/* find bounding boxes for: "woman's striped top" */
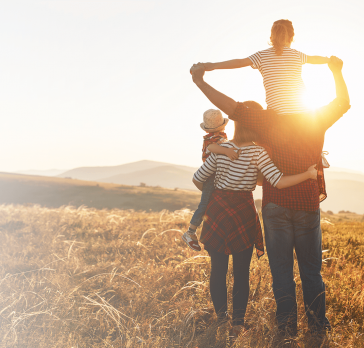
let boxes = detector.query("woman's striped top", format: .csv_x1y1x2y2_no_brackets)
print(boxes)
249,47,308,115
193,142,283,191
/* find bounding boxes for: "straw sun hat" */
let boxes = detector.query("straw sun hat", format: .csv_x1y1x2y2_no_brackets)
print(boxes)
200,109,229,132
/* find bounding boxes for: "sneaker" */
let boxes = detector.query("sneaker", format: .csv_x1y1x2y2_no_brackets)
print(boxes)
181,232,201,251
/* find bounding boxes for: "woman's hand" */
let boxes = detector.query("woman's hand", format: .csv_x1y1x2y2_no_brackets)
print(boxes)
307,164,318,180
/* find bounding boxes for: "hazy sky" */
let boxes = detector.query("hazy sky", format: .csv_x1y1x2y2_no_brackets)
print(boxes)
1,0,363,172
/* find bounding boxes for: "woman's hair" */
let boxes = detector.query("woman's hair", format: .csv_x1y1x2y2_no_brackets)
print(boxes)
269,19,294,56
233,101,262,143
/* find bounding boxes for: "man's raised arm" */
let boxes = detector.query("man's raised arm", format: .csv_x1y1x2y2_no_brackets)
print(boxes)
329,56,350,103
190,65,237,117
315,56,351,131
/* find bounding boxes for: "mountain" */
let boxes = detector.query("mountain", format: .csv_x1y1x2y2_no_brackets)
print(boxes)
100,165,197,190
321,180,364,214
7,160,364,214
15,169,67,177
58,160,197,182
0,172,200,212
324,170,364,183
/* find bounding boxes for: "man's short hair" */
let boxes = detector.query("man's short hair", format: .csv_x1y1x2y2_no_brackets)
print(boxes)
242,101,263,110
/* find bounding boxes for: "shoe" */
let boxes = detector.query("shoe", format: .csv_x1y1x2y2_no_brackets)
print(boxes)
181,232,201,251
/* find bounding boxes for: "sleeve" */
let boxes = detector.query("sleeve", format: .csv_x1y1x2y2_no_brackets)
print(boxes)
256,148,283,187
193,154,217,183
297,50,307,64
248,51,261,70
314,98,351,131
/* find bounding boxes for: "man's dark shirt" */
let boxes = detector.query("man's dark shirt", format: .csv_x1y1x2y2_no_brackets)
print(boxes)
230,98,350,211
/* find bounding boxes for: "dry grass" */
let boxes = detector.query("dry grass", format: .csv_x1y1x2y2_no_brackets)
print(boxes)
0,204,363,347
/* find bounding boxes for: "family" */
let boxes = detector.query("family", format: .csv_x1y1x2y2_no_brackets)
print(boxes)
181,20,350,345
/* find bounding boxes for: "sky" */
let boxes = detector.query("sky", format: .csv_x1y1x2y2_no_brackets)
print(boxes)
0,0,363,173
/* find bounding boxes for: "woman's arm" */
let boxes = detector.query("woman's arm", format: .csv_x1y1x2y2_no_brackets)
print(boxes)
275,165,317,189
208,143,239,160
193,154,217,191
201,58,253,71
257,149,317,189
307,56,330,64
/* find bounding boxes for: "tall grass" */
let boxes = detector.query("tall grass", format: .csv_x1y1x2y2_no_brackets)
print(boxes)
0,204,363,347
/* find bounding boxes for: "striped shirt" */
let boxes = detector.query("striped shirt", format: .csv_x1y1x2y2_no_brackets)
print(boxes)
193,142,283,191
249,47,308,115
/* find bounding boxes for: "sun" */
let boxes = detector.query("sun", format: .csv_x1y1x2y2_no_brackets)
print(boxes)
301,66,336,110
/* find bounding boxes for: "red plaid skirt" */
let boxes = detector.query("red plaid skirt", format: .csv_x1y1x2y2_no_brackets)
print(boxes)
200,189,264,258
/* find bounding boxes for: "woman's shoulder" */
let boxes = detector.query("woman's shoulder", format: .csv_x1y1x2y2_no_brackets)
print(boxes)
252,144,268,154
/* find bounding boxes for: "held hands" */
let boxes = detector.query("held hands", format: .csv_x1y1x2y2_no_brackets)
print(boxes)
328,56,343,73
190,63,205,84
307,164,318,180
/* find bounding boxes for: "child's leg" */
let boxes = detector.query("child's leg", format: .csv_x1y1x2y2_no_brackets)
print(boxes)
189,174,215,230
182,174,215,251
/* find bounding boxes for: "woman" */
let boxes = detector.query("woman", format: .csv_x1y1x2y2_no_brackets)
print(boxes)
192,115,317,338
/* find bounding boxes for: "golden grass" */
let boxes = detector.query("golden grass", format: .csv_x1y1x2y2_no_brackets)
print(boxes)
0,204,363,347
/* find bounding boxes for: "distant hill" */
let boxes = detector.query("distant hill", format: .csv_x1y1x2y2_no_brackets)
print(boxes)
100,165,197,190
15,169,66,177
0,172,200,212
324,170,364,183
58,160,197,182
321,179,364,214
4,160,364,214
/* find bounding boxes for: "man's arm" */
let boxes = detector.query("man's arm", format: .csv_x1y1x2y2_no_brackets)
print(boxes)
190,65,273,134
191,66,237,116
201,58,253,71
330,56,350,103
315,56,350,130
307,56,330,64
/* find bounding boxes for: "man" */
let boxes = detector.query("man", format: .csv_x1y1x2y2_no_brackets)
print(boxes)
190,58,350,340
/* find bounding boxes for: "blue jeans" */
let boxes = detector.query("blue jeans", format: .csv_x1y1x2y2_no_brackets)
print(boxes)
190,174,215,227
262,203,330,335
208,246,253,326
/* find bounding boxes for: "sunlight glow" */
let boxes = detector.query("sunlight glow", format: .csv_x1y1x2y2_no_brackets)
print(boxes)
301,66,336,110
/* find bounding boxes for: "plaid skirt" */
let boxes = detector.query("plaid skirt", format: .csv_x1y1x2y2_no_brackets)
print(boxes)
200,189,264,258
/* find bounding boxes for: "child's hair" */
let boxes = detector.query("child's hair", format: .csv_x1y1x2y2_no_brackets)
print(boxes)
269,19,294,56
233,101,263,143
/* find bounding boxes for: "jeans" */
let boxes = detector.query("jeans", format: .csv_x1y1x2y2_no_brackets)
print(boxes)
208,246,253,326
190,174,215,227
262,203,330,335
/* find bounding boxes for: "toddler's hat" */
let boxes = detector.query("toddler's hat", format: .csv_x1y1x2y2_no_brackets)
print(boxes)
200,109,229,132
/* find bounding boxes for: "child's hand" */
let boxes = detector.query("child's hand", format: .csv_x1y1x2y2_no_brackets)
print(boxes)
225,148,240,161
200,62,214,71
328,56,343,73
307,164,318,180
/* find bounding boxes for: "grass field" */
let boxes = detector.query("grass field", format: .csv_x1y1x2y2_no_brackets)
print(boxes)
0,204,363,347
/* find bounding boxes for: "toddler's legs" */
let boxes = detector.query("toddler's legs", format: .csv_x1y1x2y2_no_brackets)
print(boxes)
189,174,215,230
182,174,215,251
